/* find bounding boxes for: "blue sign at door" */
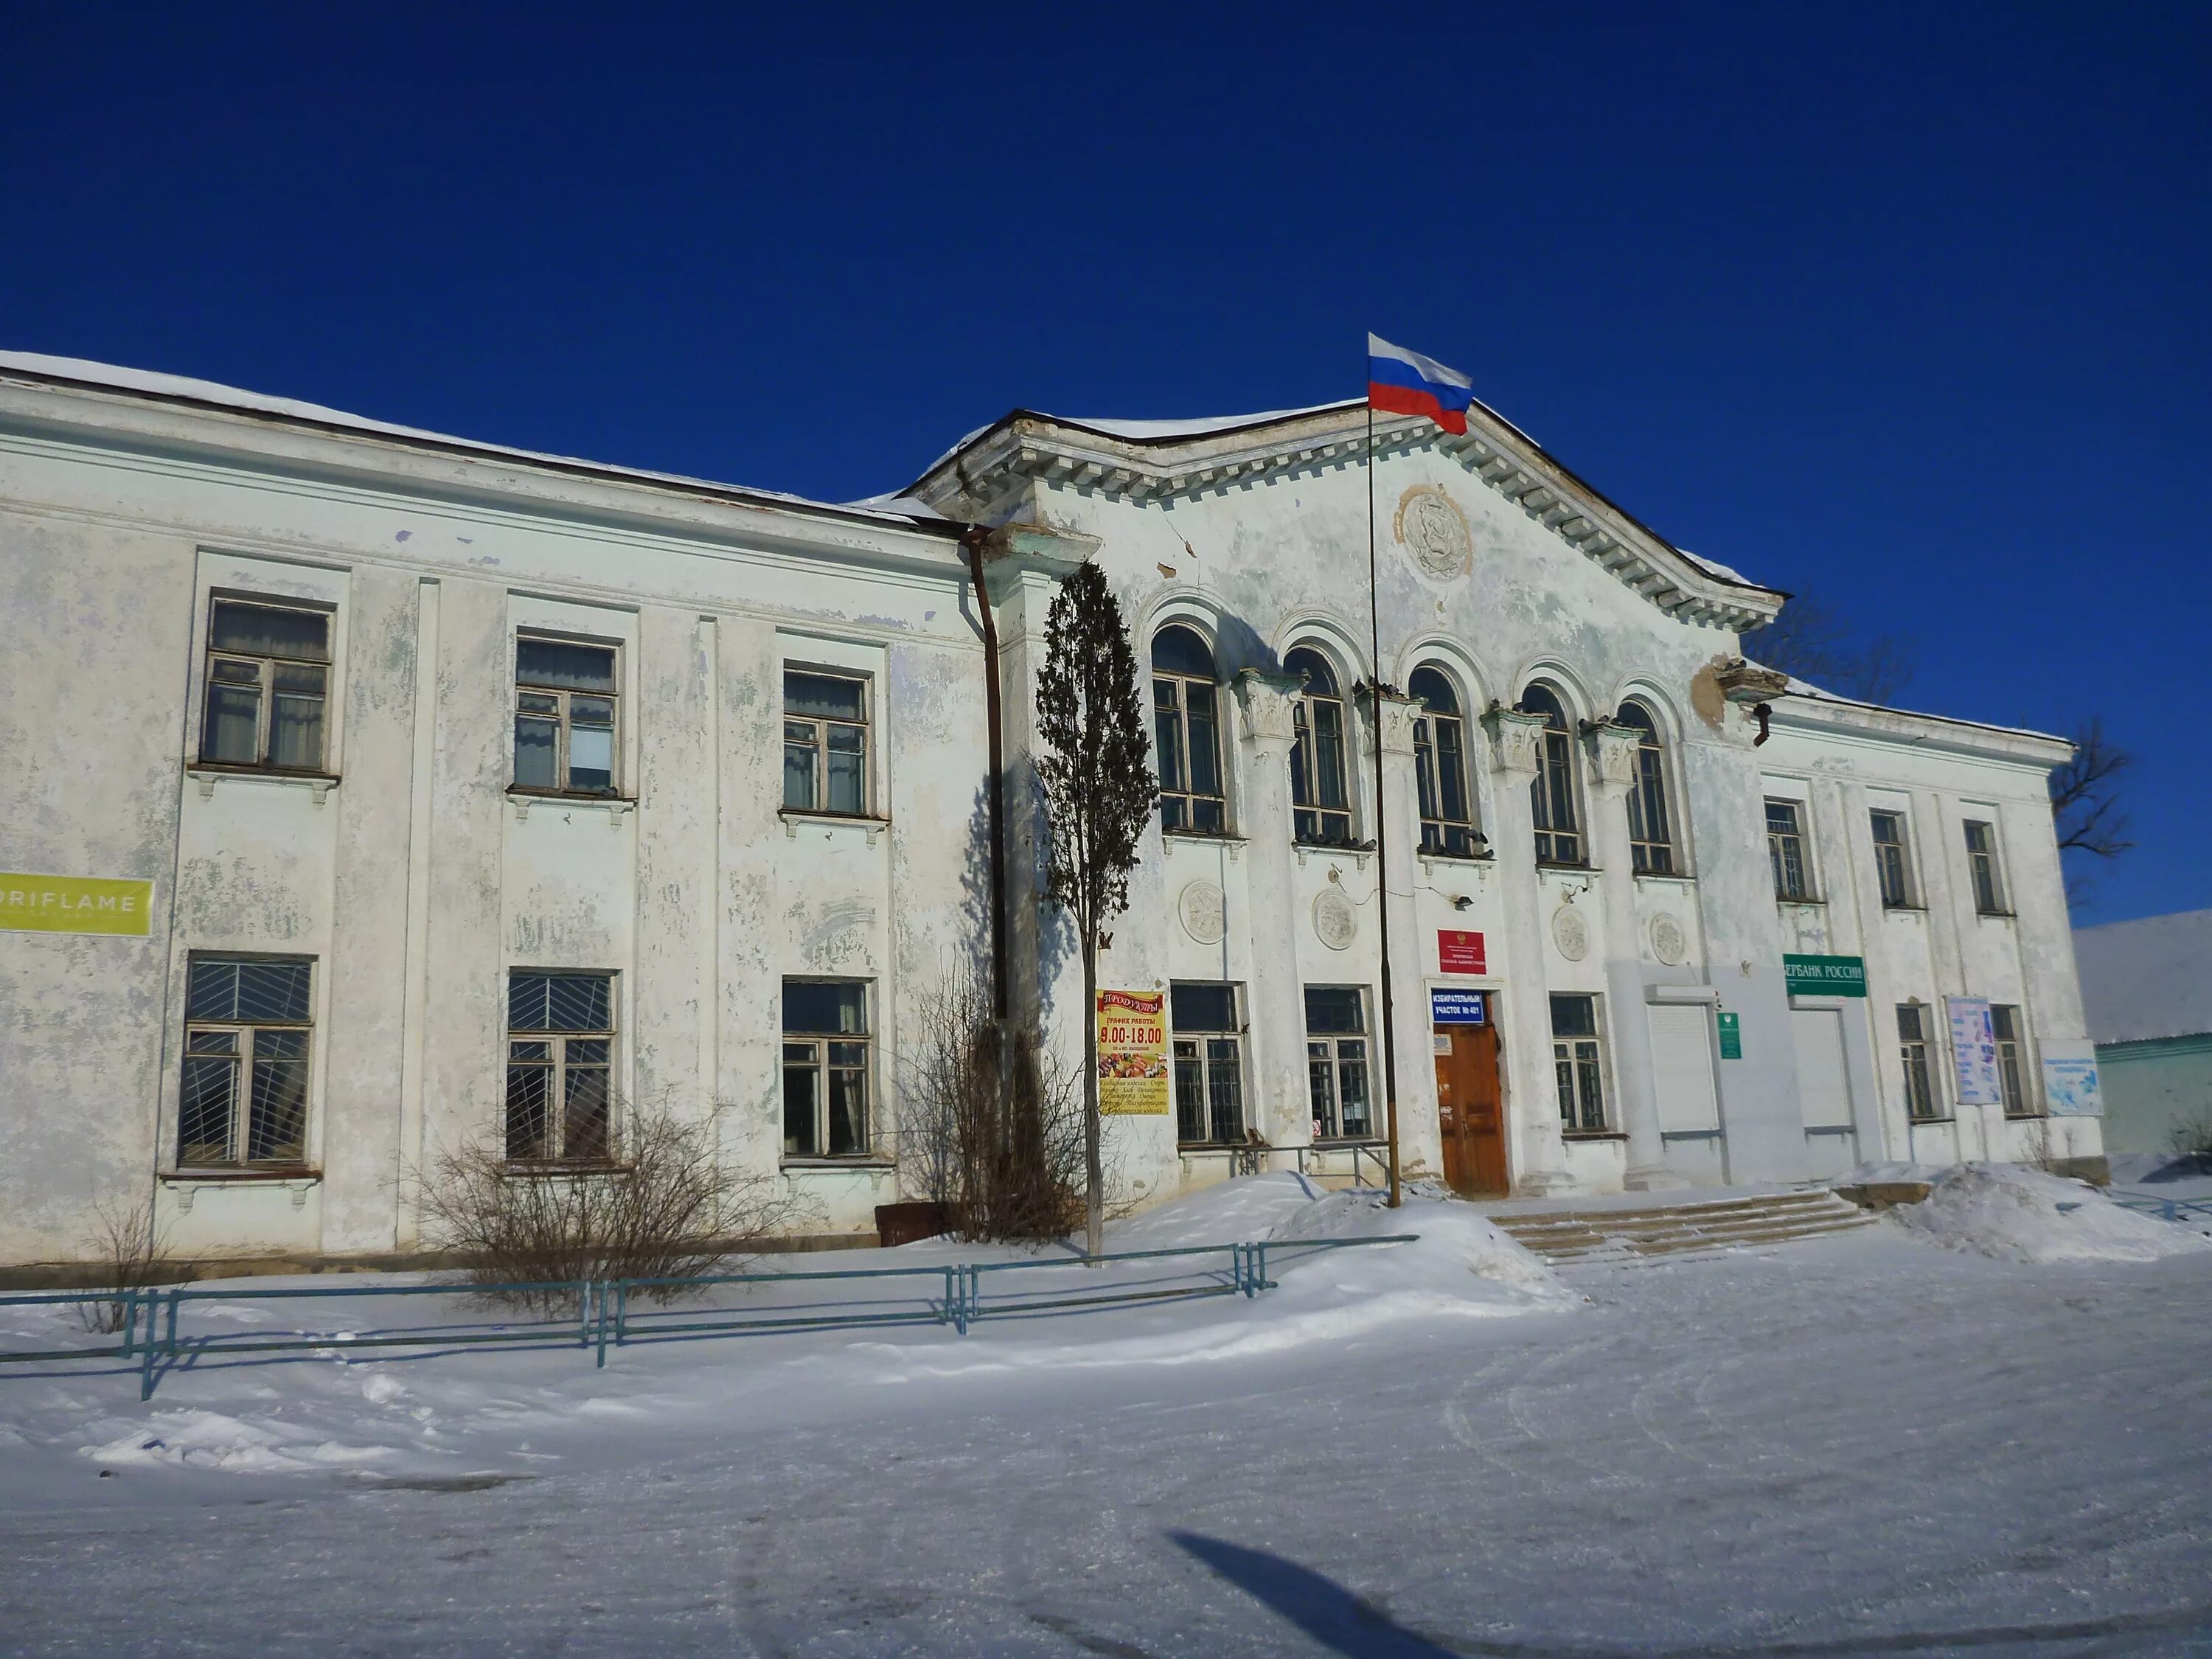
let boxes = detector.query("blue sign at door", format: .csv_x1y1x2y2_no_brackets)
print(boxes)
1431,989,1486,1026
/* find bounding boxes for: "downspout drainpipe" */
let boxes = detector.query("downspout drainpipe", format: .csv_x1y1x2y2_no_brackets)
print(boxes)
963,526,1012,1025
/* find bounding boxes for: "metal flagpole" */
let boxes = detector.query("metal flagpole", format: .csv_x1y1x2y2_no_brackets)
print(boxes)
1366,384,1403,1209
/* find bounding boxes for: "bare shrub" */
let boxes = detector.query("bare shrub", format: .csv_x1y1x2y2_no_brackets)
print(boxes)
73,1200,185,1335
416,1098,810,1312
2169,1111,2212,1164
2018,1114,2063,1175
898,959,1087,1243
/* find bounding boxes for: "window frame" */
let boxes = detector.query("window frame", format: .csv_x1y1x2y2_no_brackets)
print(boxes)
1615,700,1675,876
1152,627,1228,836
1963,819,2008,915
1520,685,1583,867
782,978,874,1161
1411,667,1480,858
1550,992,1610,1133
177,953,316,1170
781,667,874,818
1287,647,1354,847
1992,1004,2037,1118
1304,987,1376,1142
1869,809,1916,908
1766,797,1815,902
504,970,619,1167
196,597,335,775
1897,1003,1941,1121
512,633,622,798
1171,981,1247,1147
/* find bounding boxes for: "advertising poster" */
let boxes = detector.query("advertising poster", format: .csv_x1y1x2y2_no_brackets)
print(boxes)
0,871,154,937
1096,989,1169,1115
2043,1054,2105,1117
1946,997,2002,1106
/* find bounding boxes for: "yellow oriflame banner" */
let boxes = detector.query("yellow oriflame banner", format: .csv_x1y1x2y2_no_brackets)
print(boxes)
0,872,155,936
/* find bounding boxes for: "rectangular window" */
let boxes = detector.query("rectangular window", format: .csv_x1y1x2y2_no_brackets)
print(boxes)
198,599,331,772
1964,820,2006,914
783,979,870,1158
782,669,871,815
1897,1004,1939,1121
505,972,616,1164
1767,799,1812,900
1992,1004,2034,1117
1155,677,1226,834
514,636,619,795
1551,993,1607,1133
178,956,313,1167
1870,810,1913,908
1171,981,1245,1144
1304,987,1373,1141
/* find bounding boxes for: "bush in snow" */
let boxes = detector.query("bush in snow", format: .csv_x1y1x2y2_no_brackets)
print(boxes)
417,1099,809,1311
72,1201,187,1334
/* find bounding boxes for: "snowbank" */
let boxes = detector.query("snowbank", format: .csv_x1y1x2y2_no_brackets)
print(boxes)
2106,1150,2212,1203
1890,1163,2212,1264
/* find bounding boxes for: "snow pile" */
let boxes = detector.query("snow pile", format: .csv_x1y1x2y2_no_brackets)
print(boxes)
1891,1163,2212,1264
2105,1150,2212,1203
80,1409,395,1475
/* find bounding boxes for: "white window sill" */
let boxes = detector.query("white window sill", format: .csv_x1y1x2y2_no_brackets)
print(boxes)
780,810,888,846
159,1169,321,1212
780,1158,895,1174
1632,870,1697,888
189,768,340,806
507,789,633,827
1294,841,1371,872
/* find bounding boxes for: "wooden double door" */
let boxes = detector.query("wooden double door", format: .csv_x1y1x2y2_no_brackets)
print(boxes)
1435,1019,1508,1197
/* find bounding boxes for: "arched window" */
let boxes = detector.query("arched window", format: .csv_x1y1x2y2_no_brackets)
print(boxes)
1152,625,1225,834
1518,683,1582,865
1615,700,1674,875
1410,666,1478,858
1287,647,1352,845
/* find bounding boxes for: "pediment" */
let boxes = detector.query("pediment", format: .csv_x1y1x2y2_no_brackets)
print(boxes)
904,400,1783,633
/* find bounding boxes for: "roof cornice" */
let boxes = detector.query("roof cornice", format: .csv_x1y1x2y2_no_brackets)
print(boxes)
1767,689,2073,770
905,400,1785,633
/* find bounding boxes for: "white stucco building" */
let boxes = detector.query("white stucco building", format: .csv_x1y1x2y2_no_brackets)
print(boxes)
0,353,2102,1274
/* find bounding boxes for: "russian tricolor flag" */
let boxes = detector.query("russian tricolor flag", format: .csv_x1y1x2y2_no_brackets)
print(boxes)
1368,334,1475,434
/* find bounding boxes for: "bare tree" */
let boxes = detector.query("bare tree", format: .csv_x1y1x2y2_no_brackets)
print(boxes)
72,1200,187,1335
2051,714,2133,870
1746,593,1917,707
1035,561,1159,1259
416,1095,810,1313
897,956,1086,1242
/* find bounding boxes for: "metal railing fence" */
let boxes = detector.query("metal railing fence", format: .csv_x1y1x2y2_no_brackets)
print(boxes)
0,1234,1417,1401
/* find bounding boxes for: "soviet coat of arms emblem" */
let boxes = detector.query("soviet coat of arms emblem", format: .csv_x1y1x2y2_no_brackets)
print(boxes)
1394,486,1472,580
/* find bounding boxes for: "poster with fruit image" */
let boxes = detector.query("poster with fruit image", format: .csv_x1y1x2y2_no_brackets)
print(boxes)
1095,989,1169,1115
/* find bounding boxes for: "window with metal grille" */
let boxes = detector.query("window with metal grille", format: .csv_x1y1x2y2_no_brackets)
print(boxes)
1964,820,2006,914
1992,1004,2034,1117
782,670,870,815
1616,700,1674,875
1520,684,1582,866
1897,1004,1939,1121
1171,981,1245,1145
1870,810,1913,908
1152,626,1226,835
198,599,332,772
1551,993,1607,1132
783,980,870,1158
178,956,313,1168
505,972,616,1164
1767,799,1813,900
1304,987,1373,1140
1411,667,1479,858
513,636,619,795
1287,647,1353,846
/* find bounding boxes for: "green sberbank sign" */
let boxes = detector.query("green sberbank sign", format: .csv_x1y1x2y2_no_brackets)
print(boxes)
1784,953,1867,998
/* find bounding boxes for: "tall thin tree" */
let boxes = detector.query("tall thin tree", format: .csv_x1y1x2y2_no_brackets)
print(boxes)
1035,561,1159,1258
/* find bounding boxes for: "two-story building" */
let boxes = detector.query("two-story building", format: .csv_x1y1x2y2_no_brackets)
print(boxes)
0,353,2102,1273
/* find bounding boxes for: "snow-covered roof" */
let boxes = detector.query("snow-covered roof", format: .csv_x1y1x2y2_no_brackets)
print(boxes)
1761,668,2067,747
0,350,953,534
2074,908,2212,1045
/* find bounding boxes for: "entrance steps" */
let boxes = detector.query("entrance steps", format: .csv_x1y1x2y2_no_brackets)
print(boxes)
1486,1188,1876,1267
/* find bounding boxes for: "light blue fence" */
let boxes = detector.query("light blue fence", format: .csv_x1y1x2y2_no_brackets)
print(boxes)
0,1234,1416,1401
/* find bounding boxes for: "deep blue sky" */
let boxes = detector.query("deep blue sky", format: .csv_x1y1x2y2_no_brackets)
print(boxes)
5,4,2205,923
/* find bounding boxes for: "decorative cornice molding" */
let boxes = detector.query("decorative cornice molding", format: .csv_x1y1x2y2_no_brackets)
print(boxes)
906,403,1784,633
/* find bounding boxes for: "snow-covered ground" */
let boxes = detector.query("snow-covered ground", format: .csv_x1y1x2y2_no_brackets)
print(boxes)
4,1173,2211,1655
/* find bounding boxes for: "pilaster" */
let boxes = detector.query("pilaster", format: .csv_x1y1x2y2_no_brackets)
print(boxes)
1236,668,1310,1147
1373,692,1437,1176
1484,706,1573,1194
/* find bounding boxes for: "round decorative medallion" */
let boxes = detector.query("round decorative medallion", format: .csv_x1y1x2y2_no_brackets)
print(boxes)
1313,889,1358,951
1394,485,1472,580
1551,905,1589,962
1178,880,1227,945
1649,912,1687,966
